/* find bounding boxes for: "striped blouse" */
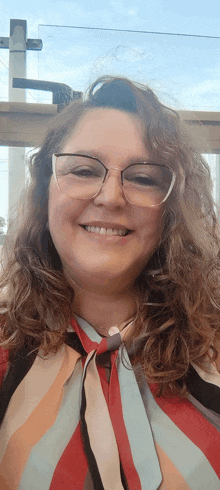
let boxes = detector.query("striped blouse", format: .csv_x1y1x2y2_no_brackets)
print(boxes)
0,315,220,490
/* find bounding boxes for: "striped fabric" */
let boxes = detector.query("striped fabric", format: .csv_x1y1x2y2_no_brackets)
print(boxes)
0,315,219,490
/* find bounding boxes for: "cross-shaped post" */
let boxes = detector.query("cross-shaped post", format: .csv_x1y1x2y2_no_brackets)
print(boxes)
0,19,42,223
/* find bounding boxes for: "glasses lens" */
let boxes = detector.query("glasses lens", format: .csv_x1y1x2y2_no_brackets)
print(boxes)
123,164,174,206
55,155,105,198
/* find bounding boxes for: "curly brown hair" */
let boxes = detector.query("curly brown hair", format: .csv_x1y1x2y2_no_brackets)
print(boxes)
1,75,220,398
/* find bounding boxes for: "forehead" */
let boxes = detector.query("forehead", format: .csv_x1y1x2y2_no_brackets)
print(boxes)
62,108,148,159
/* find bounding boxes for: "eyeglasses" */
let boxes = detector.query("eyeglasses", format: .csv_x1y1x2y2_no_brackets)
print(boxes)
52,153,176,207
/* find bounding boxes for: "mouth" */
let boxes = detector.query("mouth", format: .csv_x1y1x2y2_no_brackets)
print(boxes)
80,225,132,237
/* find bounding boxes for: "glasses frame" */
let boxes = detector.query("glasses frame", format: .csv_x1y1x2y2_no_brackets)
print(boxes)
52,153,176,207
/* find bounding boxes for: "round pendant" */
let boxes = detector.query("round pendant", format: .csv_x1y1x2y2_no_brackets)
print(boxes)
108,326,120,336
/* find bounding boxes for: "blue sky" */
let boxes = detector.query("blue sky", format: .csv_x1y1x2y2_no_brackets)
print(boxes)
1,0,220,224
1,0,220,39
1,0,220,105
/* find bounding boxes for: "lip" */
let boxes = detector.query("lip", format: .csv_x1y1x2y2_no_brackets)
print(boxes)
80,221,133,231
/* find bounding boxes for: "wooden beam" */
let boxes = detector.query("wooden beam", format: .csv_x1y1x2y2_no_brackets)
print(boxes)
0,102,58,148
179,111,220,154
0,102,220,153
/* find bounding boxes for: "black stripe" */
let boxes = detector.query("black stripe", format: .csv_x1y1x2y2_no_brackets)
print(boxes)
120,461,130,490
65,332,87,356
186,364,220,414
0,333,85,427
0,347,37,425
106,333,121,352
80,354,105,490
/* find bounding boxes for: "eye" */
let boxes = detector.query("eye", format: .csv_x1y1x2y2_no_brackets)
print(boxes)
56,155,104,179
123,164,171,190
70,166,102,179
126,174,158,187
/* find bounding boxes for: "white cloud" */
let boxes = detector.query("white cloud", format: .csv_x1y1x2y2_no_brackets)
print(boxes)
128,8,139,16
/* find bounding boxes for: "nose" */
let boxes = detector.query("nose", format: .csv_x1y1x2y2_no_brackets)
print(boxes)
93,170,126,208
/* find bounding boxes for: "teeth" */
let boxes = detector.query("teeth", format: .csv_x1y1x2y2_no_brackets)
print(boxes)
84,226,128,236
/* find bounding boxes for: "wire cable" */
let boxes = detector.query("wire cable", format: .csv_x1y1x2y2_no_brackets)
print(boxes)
38,24,220,40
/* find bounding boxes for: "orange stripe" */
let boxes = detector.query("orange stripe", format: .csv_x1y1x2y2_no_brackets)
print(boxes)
0,346,80,490
0,345,66,462
156,443,191,490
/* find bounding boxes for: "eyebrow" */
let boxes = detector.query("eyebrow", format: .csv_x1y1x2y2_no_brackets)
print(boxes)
66,149,153,165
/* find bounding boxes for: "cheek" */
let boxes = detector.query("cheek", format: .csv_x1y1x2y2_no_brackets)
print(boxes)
136,207,165,241
48,182,78,245
48,180,83,227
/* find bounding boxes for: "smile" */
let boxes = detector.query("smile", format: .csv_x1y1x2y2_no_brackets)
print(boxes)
82,225,130,236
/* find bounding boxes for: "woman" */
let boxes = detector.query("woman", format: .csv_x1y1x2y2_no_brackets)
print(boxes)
0,76,220,489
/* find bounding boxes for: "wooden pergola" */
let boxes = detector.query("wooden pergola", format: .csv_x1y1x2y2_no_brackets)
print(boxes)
0,102,220,153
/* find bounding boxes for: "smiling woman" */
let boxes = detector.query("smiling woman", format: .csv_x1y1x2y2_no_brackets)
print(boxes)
0,76,220,489
48,108,166,313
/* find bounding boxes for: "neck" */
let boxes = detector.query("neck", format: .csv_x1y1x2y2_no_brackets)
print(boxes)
72,286,139,336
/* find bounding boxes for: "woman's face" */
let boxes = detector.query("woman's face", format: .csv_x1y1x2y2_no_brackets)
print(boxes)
48,108,165,292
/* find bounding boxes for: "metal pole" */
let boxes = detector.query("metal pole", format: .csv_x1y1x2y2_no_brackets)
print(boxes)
8,19,26,221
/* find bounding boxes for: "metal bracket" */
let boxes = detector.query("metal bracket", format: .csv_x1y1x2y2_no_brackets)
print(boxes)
13,78,82,105
0,37,42,50
26,39,43,50
0,37,10,48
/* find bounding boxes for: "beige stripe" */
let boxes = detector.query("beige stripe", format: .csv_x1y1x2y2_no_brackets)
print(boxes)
0,345,79,463
120,319,135,341
0,346,81,490
84,351,124,490
156,443,191,489
0,345,65,462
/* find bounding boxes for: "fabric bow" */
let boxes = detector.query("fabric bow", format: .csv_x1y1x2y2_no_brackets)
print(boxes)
72,315,162,490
